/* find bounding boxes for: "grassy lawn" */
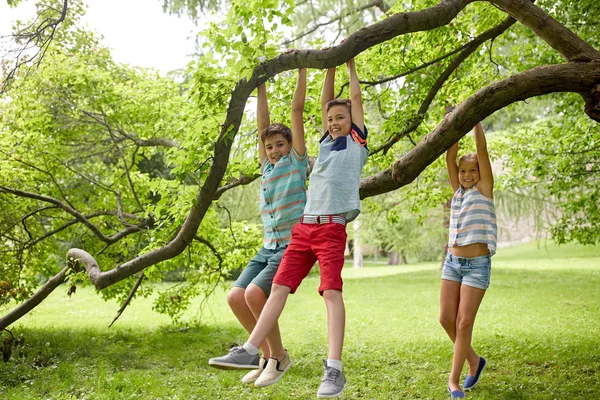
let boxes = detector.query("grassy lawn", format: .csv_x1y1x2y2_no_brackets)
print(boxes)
1,241,599,399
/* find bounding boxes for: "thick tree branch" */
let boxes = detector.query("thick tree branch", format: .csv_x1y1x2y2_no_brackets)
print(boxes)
4,0,600,329
359,62,600,198
371,16,516,155
489,0,600,62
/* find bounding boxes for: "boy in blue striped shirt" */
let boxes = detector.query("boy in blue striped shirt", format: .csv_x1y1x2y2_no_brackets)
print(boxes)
209,69,308,388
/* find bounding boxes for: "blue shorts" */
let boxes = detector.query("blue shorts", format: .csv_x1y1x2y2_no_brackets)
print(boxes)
233,246,287,296
441,253,492,290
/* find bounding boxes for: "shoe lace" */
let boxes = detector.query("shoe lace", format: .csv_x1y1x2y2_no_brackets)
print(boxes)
230,346,245,354
322,367,340,383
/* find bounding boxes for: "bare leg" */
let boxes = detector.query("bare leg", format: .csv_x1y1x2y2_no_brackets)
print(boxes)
227,287,269,357
246,283,286,359
247,283,291,350
440,280,480,378
323,289,345,360
448,284,486,391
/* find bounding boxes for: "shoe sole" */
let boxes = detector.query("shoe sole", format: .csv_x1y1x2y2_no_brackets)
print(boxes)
208,360,259,370
241,370,263,384
317,383,347,398
255,359,293,387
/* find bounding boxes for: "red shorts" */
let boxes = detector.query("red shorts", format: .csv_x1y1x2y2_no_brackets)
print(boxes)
273,220,347,294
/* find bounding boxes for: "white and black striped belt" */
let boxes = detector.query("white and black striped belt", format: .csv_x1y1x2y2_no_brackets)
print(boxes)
301,215,347,226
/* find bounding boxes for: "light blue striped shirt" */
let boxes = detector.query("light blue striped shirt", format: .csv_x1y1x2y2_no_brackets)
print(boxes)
260,148,309,249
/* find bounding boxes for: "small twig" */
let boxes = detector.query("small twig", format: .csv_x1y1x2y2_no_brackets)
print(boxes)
216,203,236,243
109,272,145,328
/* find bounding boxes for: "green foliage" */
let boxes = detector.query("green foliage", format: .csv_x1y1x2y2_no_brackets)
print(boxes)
2,0,600,324
494,94,600,245
0,3,263,319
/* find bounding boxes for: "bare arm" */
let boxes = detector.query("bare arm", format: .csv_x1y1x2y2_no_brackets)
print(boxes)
446,142,460,193
321,67,336,134
347,58,365,133
257,83,270,163
474,122,494,197
291,68,307,157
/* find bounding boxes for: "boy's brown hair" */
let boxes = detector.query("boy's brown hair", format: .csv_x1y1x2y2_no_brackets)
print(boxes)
260,123,292,144
326,98,352,113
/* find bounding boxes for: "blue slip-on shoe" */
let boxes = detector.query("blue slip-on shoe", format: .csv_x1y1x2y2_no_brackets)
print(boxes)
463,357,486,390
450,389,465,399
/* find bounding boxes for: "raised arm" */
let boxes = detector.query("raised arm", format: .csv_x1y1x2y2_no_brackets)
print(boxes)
474,122,494,197
291,68,307,157
346,58,364,133
257,83,270,163
446,142,460,193
321,67,336,134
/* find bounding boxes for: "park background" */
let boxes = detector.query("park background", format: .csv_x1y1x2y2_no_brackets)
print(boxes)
1,0,599,398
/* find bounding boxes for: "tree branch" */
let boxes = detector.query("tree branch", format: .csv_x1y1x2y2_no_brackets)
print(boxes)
489,0,600,62
0,0,69,94
0,187,153,244
4,0,600,330
109,272,145,328
359,62,600,198
371,16,516,155
282,0,388,46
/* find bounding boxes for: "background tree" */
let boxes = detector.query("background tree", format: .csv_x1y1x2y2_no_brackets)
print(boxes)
1,0,599,330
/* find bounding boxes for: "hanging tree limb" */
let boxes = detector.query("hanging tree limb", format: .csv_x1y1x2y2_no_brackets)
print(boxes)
109,272,146,328
2,0,600,331
371,16,517,155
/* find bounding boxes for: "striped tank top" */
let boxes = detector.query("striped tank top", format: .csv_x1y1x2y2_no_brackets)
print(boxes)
448,186,497,256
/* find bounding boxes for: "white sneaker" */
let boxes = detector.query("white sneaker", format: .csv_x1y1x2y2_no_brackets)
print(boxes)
241,357,268,384
255,351,292,387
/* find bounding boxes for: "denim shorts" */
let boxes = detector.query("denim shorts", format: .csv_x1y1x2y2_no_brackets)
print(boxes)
233,246,287,296
441,253,492,290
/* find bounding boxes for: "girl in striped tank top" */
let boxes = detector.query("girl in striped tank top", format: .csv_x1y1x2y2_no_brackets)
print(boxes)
441,121,496,399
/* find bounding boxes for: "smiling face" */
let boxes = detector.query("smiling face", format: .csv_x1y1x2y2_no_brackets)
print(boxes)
458,157,480,189
327,104,352,139
264,133,292,164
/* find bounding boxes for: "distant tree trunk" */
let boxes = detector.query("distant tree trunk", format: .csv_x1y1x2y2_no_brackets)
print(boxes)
353,218,363,268
400,251,408,265
388,251,399,265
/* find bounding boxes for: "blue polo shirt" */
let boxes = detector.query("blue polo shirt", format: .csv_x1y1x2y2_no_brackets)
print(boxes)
303,123,368,222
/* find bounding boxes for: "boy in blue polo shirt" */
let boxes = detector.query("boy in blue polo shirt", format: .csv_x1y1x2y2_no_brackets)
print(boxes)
208,69,308,387
209,59,368,399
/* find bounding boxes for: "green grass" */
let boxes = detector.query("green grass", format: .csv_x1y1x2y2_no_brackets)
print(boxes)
1,241,599,399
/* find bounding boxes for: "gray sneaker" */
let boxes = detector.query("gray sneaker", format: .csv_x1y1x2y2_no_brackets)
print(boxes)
208,346,259,370
317,360,346,398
